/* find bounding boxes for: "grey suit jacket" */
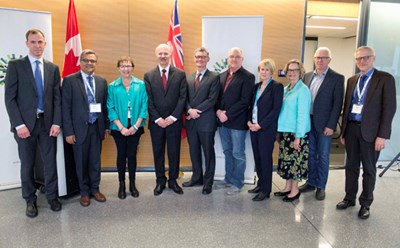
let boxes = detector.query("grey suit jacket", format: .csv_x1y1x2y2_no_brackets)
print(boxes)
303,68,344,133
5,56,61,132
185,69,220,132
144,66,187,124
62,71,108,145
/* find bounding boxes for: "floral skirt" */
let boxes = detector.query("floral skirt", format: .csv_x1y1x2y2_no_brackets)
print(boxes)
277,132,309,181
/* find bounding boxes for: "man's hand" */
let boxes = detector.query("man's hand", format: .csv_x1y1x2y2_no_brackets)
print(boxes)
165,116,175,126
216,109,228,123
17,126,31,139
157,118,168,128
49,125,60,137
323,127,334,136
66,135,76,144
375,137,386,151
188,108,202,119
340,136,345,145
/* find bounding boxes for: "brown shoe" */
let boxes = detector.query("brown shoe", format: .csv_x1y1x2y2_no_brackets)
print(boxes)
80,196,90,207
93,192,106,202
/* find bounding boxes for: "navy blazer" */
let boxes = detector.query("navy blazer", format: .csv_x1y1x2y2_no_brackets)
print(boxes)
303,68,344,133
217,66,255,130
248,80,283,131
341,69,396,142
5,56,61,132
185,69,220,132
62,72,109,145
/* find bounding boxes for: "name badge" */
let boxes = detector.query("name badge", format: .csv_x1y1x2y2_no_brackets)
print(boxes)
351,104,363,114
90,103,101,113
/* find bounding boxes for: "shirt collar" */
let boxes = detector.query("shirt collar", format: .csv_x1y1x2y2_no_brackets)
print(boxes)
158,65,170,74
313,67,329,77
197,68,207,76
28,54,43,64
361,68,375,78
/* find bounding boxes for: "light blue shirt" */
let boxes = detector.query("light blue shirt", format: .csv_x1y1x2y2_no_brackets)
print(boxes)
278,80,311,138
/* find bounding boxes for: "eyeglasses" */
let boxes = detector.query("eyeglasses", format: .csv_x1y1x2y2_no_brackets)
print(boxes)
228,55,242,60
355,55,372,62
287,69,300,73
194,55,208,59
119,65,133,69
82,59,97,64
314,56,330,60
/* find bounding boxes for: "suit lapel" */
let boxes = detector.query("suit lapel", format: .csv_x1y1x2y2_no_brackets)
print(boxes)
166,66,175,94
363,70,379,107
77,73,89,102
43,60,51,94
23,57,37,92
314,69,332,100
188,72,196,98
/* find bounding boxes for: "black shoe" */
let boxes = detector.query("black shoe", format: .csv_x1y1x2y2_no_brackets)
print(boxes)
130,183,139,198
118,181,126,199
154,184,166,196
248,185,260,194
358,206,370,219
282,192,301,202
202,186,212,195
273,191,291,197
336,199,356,209
49,198,62,212
26,201,38,218
252,192,270,201
182,180,203,187
169,183,184,195
299,182,315,193
315,188,326,201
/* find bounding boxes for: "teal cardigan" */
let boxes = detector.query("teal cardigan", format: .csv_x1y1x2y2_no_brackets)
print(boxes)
277,80,311,138
107,76,148,131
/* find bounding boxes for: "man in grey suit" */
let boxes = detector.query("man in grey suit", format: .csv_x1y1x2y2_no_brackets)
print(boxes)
62,49,109,207
144,43,187,196
299,47,344,200
182,47,220,194
336,46,396,219
5,29,62,217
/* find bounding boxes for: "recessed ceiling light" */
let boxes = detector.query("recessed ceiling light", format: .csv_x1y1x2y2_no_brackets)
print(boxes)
307,15,358,21
306,25,346,30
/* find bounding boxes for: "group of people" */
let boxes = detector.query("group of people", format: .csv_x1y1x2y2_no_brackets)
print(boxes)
5,29,396,221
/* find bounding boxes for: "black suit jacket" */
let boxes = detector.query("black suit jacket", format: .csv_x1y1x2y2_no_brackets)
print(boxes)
5,56,61,132
217,66,255,130
248,80,283,131
144,66,187,124
185,69,220,132
342,69,396,142
62,72,108,145
303,68,344,133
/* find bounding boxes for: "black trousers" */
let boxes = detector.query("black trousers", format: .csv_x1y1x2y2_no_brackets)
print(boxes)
344,122,379,207
250,129,276,194
111,127,143,182
15,117,58,202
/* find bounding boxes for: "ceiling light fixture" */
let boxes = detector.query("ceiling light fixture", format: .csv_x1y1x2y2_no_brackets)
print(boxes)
306,25,346,30
307,15,358,21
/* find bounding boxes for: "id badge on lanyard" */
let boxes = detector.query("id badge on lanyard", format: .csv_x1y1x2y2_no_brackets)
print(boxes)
351,75,370,115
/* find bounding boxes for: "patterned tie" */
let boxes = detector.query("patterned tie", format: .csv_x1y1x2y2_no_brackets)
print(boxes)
194,73,201,91
86,76,97,123
162,69,167,90
34,60,44,111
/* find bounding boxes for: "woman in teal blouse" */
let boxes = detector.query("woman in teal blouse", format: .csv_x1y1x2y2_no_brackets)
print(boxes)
274,59,311,202
107,56,148,199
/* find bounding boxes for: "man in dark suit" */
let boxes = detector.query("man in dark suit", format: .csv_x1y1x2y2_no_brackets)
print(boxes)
299,47,344,201
5,29,62,217
62,49,109,207
216,47,255,195
144,43,187,196
182,47,220,195
336,46,396,219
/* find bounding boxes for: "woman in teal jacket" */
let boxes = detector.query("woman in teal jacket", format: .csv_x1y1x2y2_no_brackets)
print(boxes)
274,59,311,202
107,56,148,199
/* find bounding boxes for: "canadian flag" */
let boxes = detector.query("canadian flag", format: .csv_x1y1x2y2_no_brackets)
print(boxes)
62,0,82,78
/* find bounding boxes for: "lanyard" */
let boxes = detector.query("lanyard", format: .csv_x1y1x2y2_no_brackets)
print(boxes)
356,75,371,103
84,78,95,97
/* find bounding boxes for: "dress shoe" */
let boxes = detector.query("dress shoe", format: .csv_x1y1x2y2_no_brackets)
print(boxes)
130,185,139,198
80,196,90,207
273,191,291,197
182,180,203,187
169,183,184,195
358,206,370,219
315,188,326,201
202,186,212,195
93,192,106,202
154,184,166,196
252,192,270,201
282,192,301,202
118,181,126,199
299,182,315,193
336,199,356,210
49,198,62,212
26,201,38,218
248,185,260,194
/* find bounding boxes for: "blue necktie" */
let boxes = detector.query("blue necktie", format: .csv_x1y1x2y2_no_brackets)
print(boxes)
86,76,97,123
359,74,367,90
34,60,44,111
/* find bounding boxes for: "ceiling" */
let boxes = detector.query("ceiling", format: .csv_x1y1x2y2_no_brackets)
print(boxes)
305,16,359,38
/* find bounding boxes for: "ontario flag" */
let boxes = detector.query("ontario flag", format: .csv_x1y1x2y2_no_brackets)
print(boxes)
62,0,82,78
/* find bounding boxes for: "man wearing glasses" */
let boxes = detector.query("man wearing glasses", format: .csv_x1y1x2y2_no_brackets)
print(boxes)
336,46,396,219
215,47,255,195
299,47,344,201
182,47,220,194
62,49,109,207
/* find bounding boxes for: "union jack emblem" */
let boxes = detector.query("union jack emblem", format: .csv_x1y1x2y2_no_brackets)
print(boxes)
167,0,184,70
